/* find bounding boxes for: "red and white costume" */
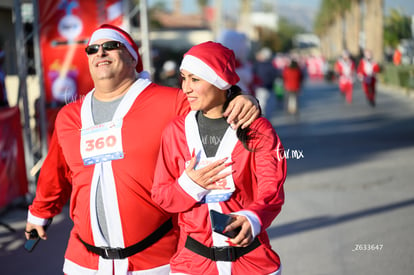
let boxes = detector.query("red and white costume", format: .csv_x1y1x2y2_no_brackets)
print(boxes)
334,57,355,103
357,58,380,104
152,111,286,275
306,55,326,78
28,79,190,274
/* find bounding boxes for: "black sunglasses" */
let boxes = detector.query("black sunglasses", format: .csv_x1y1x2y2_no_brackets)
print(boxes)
85,41,122,55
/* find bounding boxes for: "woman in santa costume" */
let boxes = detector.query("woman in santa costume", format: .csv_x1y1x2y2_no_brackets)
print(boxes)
24,24,260,275
334,50,356,104
357,49,380,107
152,41,286,275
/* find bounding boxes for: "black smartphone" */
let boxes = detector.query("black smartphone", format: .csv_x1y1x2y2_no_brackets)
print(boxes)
24,218,53,252
210,209,241,238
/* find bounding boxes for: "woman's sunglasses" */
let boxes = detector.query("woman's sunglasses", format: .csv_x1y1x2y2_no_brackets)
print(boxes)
85,41,122,55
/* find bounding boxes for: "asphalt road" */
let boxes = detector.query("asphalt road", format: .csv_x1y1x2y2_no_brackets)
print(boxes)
1,77,413,274
267,78,414,275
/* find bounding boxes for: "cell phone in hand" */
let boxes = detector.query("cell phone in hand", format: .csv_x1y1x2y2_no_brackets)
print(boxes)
24,219,52,252
210,210,241,238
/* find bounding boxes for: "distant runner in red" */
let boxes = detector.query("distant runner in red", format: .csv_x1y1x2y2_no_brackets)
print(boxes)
283,59,303,115
334,50,355,104
357,49,380,107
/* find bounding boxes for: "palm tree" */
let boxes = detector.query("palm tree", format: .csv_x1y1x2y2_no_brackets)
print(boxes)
314,0,352,49
196,0,209,26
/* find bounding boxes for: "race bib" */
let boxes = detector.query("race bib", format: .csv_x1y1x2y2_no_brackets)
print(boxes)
80,119,124,165
187,157,235,203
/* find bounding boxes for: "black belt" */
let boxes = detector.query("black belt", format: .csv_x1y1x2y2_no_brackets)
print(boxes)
184,235,261,262
79,218,173,259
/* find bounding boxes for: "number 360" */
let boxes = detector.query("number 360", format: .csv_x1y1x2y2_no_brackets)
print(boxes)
85,136,116,151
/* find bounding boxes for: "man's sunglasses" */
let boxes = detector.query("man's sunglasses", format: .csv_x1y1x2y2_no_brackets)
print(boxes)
85,41,122,55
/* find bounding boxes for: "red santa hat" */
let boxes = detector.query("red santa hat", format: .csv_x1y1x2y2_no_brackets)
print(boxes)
88,24,143,73
180,41,240,90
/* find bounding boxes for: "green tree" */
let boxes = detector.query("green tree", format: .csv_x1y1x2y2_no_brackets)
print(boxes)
383,8,412,47
256,16,305,53
275,16,306,52
196,0,208,9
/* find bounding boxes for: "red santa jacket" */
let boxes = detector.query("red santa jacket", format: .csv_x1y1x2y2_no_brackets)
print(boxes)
28,79,189,274
335,58,355,80
357,58,380,80
282,66,303,92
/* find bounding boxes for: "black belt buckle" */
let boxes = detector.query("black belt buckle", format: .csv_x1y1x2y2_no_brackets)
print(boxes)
102,247,123,259
211,246,237,262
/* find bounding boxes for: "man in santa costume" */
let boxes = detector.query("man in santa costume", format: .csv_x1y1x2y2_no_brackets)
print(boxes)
24,24,260,275
357,49,380,107
334,50,355,104
152,41,286,275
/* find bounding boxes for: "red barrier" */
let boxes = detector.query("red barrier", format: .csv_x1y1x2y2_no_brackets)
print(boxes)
0,107,28,208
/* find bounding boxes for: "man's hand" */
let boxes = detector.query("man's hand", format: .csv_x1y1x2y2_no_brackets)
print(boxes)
25,222,48,240
223,95,260,129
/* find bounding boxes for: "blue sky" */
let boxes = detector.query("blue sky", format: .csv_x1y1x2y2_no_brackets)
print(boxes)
384,0,414,15
278,0,414,15
279,0,414,13
148,0,414,16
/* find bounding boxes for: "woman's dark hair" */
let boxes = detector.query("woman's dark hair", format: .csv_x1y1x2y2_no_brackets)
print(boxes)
222,85,258,151
289,60,299,68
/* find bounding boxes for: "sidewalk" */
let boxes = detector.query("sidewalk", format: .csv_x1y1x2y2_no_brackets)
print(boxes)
378,82,414,100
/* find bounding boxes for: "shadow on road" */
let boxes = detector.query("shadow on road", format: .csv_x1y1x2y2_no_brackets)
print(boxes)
268,197,414,239
0,204,71,275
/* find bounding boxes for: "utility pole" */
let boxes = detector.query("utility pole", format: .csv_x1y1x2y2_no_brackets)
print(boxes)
139,0,152,75
32,0,48,162
213,0,222,40
239,0,252,38
13,0,35,189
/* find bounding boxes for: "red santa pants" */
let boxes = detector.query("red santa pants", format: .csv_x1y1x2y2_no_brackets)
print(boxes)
362,77,376,103
339,80,353,104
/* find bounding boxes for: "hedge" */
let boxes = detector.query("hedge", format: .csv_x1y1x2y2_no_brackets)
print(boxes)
380,64,414,89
